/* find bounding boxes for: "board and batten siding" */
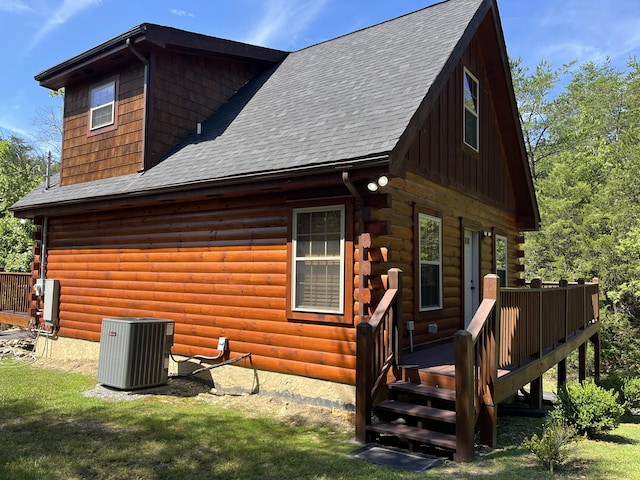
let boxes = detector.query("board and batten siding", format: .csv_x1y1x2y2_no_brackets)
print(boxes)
60,64,145,186
44,194,359,384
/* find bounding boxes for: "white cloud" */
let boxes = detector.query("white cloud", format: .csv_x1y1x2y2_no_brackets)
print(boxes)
170,8,194,18
244,0,328,48
0,0,32,13
29,0,101,48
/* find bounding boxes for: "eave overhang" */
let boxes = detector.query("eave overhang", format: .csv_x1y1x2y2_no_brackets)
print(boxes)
11,154,391,218
35,23,288,90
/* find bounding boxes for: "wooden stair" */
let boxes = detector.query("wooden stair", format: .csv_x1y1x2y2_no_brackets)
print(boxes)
365,377,459,455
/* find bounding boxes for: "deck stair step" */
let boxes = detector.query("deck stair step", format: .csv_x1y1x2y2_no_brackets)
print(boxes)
388,380,456,403
375,400,456,424
367,421,457,450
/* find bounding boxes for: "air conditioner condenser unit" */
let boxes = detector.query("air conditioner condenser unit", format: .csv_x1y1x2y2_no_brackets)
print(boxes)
97,317,175,390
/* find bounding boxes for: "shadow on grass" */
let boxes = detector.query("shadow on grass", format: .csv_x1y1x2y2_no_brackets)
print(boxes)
0,395,403,480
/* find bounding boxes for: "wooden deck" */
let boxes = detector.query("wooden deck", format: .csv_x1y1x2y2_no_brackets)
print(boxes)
356,272,601,462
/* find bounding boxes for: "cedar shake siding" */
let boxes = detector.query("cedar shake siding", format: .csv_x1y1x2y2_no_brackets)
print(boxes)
61,64,145,186
148,51,265,170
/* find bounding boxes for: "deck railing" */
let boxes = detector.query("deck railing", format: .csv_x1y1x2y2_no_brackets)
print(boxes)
455,274,500,462
0,272,31,314
456,275,600,460
355,268,402,442
499,279,599,368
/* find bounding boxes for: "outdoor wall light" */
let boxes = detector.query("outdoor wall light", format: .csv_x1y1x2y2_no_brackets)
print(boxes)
482,230,493,238
367,175,389,192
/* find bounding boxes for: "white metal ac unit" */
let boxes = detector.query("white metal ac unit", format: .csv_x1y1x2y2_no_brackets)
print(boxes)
97,318,175,390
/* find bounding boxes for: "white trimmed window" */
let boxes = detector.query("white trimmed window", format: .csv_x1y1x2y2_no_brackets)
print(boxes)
495,235,508,287
90,81,116,130
463,68,479,150
419,213,442,311
292,205,345,314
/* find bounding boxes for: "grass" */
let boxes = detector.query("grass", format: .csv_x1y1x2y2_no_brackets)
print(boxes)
1,361,639,480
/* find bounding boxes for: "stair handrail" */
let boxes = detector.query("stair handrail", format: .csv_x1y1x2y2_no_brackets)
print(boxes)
454,274,500,462
355,268,402,442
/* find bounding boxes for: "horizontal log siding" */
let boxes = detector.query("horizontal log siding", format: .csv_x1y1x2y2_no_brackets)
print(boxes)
370,170,522,346
61,64,145,186
149,52,264,169
45,196,358,384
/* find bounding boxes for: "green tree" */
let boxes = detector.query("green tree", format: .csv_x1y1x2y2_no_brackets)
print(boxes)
0,135,49,271
517,59,640,376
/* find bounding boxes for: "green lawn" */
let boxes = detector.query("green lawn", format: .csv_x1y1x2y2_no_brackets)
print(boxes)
1,361,639,479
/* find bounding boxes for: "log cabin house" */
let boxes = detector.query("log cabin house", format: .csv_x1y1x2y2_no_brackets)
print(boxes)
10,0,601,461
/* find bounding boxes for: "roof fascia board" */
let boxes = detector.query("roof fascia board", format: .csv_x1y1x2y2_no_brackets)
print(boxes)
35,23,287,89
489,0,540,228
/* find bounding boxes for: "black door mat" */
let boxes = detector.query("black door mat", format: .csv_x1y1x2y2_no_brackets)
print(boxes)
350,444,443,473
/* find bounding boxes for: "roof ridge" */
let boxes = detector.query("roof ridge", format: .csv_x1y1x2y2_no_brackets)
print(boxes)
293,0,459,53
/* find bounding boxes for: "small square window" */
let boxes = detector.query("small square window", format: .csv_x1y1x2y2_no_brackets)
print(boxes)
90,81,116,130
463,68,479,151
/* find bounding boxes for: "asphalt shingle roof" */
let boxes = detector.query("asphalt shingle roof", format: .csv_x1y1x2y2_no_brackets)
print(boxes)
13,0,485,211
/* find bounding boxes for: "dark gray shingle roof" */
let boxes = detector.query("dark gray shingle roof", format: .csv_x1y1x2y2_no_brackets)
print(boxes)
14,0,485,212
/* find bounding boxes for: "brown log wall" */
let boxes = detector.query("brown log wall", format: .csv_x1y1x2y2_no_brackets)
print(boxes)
45,195,358,384
369,169,522,346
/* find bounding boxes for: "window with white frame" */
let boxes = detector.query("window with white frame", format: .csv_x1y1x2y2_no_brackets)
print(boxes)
292,205,345,314
495,234,508,287
90,81,116,130
419,213,442,310
463,68,479,150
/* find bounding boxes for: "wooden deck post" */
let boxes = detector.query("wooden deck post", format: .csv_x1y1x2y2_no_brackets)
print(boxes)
479,274,499,448
530,278,545,410
578,342,587,382
388,268,403,367
557,358,567,390
454,329,474,462
591,331,601,381
355,321,373,442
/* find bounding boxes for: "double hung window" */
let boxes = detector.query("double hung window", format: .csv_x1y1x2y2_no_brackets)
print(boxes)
292,205,345,314
90,80,116,130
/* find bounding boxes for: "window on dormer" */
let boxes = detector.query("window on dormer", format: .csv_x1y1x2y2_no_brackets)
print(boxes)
463,68,479,151
90,80,116,130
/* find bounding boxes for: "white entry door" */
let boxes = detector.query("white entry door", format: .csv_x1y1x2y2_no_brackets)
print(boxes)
464,229,480,328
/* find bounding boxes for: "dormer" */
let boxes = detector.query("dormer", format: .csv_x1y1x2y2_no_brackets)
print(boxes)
35,24,287,187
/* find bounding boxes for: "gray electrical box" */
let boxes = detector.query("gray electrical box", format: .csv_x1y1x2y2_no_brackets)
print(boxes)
97,318,175,390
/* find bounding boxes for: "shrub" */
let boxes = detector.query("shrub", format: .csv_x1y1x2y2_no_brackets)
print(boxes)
596,374,625,395
551,380,625,437
522,420,578,473
623,377,640,412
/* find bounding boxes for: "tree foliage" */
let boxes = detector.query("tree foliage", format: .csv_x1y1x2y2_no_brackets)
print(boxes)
0,134,49,271
514,58,640,376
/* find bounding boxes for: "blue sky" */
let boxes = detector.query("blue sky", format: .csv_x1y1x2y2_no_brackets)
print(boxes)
1,0,639,149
